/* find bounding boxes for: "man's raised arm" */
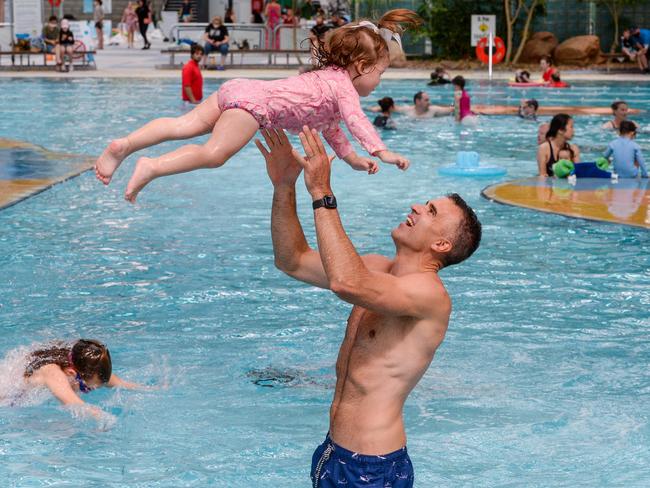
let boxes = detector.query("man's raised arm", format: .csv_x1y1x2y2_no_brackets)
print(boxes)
294,127,441,319
256,129,330,289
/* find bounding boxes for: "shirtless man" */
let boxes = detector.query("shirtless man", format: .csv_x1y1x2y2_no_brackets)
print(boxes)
370,91,452,118
256,127,482,487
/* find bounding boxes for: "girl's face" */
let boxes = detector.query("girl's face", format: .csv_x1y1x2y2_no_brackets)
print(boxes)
540,59,549,70
350,57,389,97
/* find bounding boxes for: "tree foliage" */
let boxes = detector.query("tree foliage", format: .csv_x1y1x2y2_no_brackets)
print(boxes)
416,0,501,59
504,0,547,64
582,0,644,52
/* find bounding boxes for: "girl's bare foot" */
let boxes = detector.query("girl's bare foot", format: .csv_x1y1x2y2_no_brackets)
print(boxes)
95,138,130,185
124,157,156,203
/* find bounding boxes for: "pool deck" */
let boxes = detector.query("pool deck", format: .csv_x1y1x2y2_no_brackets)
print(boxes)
1,39,649,81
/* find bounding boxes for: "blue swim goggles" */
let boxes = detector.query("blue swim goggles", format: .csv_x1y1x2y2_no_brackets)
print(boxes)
75,372,93,394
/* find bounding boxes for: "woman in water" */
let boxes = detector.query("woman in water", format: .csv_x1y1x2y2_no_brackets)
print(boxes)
536,113,581,177
540,55,557,84
602,100,639,131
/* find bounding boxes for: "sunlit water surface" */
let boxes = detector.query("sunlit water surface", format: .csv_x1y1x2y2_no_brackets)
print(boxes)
0,78,649,487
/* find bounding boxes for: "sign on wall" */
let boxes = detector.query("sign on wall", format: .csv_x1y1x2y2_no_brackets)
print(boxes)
470,15,496,47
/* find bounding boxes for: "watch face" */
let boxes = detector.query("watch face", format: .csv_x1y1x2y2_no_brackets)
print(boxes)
324,195,337,208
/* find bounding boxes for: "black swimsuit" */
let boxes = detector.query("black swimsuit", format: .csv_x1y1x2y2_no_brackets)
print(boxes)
545,141,557,176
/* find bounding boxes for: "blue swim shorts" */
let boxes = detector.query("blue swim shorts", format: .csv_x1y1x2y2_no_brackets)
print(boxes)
310,434,414,488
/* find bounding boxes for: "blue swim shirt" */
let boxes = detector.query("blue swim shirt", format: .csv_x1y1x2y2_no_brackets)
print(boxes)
603,136,648,178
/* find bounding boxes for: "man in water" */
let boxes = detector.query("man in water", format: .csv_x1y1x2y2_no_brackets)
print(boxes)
370,91,452,118
256,127,481,487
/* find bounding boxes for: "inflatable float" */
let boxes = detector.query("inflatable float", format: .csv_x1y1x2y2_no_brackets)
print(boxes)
508,82,570,88
472,105,642,116
438,151,507,177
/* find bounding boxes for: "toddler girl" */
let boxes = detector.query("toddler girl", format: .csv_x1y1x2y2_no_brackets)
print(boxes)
95,9,420,202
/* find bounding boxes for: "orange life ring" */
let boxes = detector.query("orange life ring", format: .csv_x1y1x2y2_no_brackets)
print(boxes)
476,36,505,64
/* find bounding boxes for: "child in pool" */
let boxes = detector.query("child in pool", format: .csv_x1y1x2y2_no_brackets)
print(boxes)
557,146,574,162
604,120,647,178
21,339,139,417
373,96,397,130
95,9,421,202
452,75,477,124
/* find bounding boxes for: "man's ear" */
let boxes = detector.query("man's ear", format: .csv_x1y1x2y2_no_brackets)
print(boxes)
431,238,452,254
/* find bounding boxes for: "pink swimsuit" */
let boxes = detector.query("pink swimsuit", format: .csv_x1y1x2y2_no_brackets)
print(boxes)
217,66,387,159
459,90,472,120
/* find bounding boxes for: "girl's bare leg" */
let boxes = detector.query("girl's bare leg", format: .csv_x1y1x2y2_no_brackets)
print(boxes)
95,92,221,185
124,108,259,203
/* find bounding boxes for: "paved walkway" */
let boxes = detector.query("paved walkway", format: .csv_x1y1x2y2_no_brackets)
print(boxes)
1,39,649,81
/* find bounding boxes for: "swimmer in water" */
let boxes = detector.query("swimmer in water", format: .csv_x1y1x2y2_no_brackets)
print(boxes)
19,339,140,418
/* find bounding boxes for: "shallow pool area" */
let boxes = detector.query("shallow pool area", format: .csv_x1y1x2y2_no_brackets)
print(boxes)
1,78,649,487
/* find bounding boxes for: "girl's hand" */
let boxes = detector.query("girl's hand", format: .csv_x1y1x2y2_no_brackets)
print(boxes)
376,150,410,171
343,152,379,174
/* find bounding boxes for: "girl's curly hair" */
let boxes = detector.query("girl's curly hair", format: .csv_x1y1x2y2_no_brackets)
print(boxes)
311,9,421,70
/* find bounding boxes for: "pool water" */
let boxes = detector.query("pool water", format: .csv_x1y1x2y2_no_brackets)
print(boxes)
0,78,649,487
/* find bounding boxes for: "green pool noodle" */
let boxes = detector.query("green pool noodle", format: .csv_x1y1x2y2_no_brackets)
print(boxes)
552,159,574,178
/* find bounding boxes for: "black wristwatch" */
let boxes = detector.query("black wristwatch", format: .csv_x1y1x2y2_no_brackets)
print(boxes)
312,194,337,210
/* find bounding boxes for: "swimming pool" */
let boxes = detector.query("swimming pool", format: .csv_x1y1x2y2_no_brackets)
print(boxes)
1,78,649,487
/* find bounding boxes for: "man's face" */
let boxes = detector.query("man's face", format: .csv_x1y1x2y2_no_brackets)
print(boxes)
392,197,461,254
415,93,430,110
522,103,536,116
191,50,203,62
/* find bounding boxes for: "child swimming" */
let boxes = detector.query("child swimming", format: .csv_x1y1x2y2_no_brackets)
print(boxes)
95,9,421,202
7,339,139,419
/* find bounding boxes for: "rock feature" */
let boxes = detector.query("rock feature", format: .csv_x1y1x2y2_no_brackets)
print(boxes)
519,31,559,63
553,35,601,66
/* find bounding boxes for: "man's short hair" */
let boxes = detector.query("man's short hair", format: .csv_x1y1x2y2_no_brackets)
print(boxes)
191,43,204,55
442,193,482,267
619,120,636,135
413,91,425,104
49,15,58,22
527,99,539,111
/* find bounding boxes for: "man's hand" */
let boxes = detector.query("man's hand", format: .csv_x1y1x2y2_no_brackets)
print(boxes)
375,150,410,170
255,128,303,187
294,126,335,198
343,152,379,174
